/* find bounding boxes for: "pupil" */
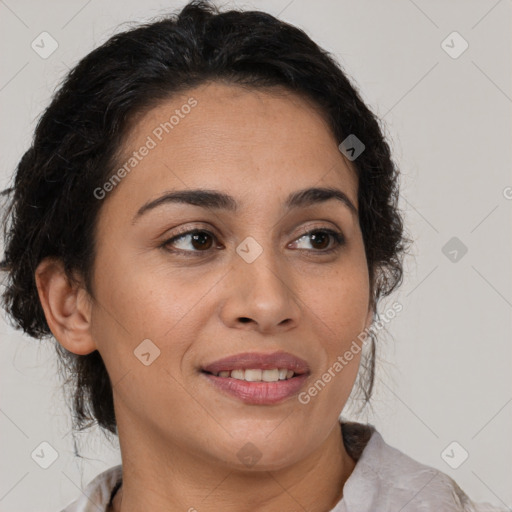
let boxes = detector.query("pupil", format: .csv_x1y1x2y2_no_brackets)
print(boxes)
310,232,328,249
192,232,212,250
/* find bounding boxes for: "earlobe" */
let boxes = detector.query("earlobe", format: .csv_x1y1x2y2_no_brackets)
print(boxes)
34,257,97,355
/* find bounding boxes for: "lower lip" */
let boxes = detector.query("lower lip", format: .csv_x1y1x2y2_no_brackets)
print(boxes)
201,372,309,405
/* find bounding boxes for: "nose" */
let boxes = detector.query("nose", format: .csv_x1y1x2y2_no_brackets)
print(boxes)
219,246,301,334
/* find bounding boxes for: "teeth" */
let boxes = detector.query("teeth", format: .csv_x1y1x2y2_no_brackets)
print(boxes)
245,369,262,381
262,369,279,382
231,369,245,380
212,368,297,381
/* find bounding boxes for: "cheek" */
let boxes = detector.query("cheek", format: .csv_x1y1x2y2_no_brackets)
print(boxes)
89,263,206,420
90,250,222,391
93,248,202,338
304,264,370,334
301,260,369,378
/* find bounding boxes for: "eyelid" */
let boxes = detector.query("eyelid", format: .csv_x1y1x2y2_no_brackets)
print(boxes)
165,222,217,238
294,221,343,238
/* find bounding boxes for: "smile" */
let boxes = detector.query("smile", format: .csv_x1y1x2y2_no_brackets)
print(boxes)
203,368,296,381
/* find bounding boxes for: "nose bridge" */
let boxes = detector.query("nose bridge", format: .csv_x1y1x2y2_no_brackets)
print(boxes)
235,233,289,297
221,232,300,331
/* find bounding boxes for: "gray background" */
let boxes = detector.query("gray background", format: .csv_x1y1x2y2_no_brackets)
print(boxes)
0,0,511,510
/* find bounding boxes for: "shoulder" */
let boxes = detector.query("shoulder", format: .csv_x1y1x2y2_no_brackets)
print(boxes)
338,421,507,512
60,465,122,512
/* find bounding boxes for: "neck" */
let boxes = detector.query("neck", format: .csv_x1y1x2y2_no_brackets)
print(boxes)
111,420,356,512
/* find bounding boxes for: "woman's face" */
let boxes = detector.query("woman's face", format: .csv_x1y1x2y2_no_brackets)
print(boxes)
89,81,373,470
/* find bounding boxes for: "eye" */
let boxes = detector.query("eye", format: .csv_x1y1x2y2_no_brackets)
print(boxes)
160,227,345,256
161,229,218,254
290,228,345,254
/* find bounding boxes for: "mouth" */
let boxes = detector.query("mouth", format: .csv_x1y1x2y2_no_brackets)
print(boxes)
199,351,310,405
201,368,299,381
200,350,310,376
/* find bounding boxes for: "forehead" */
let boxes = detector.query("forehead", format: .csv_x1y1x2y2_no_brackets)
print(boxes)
107,81,358,214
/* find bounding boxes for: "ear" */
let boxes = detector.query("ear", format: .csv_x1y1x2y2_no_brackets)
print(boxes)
34,257,97,355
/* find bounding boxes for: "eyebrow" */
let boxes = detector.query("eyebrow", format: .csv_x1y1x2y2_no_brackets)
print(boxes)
132,186,358,224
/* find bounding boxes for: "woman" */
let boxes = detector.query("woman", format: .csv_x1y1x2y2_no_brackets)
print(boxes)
0,1,506,511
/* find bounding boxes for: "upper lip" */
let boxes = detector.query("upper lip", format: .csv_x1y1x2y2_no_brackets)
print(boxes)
201,351,310,375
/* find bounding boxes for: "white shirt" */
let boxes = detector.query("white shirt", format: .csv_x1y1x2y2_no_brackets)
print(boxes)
60,421,507,512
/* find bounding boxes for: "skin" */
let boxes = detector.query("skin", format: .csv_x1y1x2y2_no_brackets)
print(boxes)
35,82,374,512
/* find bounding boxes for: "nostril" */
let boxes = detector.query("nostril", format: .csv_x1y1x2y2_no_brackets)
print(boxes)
239,317,251,323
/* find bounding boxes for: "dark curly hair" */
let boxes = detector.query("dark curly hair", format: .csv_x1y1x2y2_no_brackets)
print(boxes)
0,0,411,437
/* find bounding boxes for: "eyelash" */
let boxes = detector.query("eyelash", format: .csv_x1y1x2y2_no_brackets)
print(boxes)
159,226,345,256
